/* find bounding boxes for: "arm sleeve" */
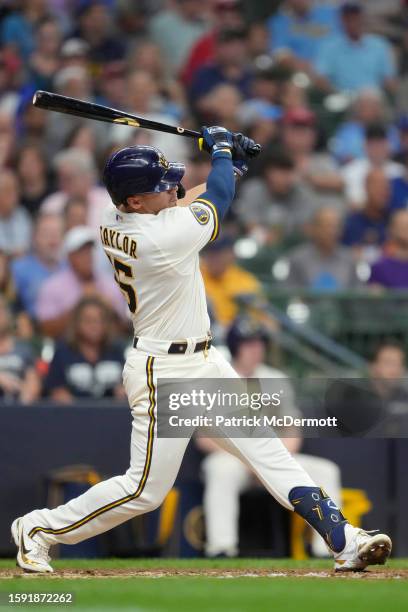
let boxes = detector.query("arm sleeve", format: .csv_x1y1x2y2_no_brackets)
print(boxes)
193,151,235,226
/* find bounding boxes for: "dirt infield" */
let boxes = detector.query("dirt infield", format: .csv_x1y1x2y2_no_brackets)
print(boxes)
0,567,407,580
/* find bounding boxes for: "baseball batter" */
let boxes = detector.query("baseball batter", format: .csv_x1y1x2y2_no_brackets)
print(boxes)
12,127,391,572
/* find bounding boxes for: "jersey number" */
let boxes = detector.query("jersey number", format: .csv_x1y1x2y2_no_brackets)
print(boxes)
108,256,137,314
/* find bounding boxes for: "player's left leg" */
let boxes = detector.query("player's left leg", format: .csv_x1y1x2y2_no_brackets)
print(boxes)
295,453,342,557
210,347,392,571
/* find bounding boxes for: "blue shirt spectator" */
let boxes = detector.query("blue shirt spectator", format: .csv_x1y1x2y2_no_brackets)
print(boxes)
342,167,390,248
268,1,340,63
342,212,387,247
189,27,252,105
315,3,395,92
10,214,63,319
189,63,252,104
332,121,400,163
0,12,36,62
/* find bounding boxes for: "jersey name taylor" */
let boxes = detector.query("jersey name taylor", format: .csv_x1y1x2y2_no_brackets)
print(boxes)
100,200,218,340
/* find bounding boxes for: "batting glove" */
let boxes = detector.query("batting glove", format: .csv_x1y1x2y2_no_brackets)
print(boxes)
200,126,234,158
233,133,261,160
233,159,248,178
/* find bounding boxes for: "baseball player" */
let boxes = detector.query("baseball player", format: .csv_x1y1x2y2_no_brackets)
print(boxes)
12,126,391,573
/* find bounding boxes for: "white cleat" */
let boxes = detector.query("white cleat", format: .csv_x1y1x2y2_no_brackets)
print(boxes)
11,517,53,573
334,524,392,572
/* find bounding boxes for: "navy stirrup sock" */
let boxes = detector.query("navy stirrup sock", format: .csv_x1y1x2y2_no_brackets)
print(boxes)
289,486,348,553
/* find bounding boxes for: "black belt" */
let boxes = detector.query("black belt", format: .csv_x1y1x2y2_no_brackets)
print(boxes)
133,337,212,354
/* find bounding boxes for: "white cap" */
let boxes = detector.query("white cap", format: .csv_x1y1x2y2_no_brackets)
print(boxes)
61,38,89,58
63,226,95,256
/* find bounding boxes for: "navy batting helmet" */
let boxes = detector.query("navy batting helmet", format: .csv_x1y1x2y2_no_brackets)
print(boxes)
226,317,270,357
103,146,185,206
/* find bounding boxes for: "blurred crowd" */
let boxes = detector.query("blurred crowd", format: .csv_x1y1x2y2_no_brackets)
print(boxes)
1,0,408,403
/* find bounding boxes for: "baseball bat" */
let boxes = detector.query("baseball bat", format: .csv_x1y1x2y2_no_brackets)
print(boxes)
32,90,201,138
32,90,261,156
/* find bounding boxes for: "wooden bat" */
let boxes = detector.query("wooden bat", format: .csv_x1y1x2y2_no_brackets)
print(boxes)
32,90,261,156
32,90,201,139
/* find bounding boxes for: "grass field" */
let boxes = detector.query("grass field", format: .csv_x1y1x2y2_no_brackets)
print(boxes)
0,558,407,612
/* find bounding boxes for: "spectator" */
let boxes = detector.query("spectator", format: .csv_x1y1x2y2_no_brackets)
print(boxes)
237,99,281,150
45,296,126,402
234,150,316,245
180,0,244,85
64,124,98,156
96,61,128,111
0,0,49,64
370,340,406,381
200,236,262,331
148,0,209,75
17,93,48,148
341,124,404,208
27,17,62,90
73,1,126,68
285,208,360,290
40,148,111,230
342,168,390,257
198,317,342,558
110,70,188,163
369,210,408,289
0,297,40,404
0,169,32,257
268,0,340,67
281,108,344,210
315,2,396,93
200,83,242,132
189,27,253,111
15,144,51,216
10,214,63,319
367,339,408,430
44,66,104,157
331,89,399,163
59,38,90,70
327,339,408,436
63,197,88,231
126,41,187,122
36,226,125,338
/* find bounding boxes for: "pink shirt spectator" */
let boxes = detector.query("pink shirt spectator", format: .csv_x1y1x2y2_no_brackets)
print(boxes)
40,186,111,229
36,266,126,322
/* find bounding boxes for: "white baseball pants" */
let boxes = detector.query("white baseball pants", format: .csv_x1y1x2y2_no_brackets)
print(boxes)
23,346,316,546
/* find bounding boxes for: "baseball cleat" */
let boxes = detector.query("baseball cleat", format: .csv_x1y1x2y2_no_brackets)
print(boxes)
334,524,392,572
11,517,53,573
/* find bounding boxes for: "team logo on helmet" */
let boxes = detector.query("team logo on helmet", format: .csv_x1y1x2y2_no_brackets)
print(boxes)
190,205,210,225
158,153,170,170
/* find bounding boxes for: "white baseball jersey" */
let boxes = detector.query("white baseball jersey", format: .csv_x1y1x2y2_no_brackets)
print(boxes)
99,199,219,340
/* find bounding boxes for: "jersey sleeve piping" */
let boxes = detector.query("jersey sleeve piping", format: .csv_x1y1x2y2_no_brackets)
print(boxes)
194,197,220,242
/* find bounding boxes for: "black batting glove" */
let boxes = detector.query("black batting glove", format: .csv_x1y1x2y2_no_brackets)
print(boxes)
199,126,234,157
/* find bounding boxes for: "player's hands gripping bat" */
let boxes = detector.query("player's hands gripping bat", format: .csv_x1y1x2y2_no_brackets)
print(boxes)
199,127,261,160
